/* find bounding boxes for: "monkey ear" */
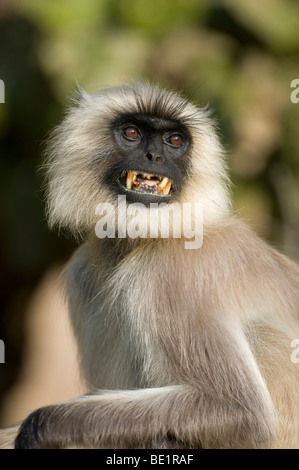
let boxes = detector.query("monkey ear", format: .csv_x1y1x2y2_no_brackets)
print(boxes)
71,82,92,107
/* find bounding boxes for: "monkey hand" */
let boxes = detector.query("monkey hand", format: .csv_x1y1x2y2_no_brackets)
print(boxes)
14,405,66,449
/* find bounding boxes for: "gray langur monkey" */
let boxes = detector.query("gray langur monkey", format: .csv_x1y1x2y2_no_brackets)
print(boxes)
1,82,299,449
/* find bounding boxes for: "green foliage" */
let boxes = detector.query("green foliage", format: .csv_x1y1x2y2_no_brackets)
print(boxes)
1,0,299,274
107,0,206,32
224,0,299,53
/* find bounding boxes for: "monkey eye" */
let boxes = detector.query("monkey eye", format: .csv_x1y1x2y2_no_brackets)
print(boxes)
123,126,141,141
167,134,183,147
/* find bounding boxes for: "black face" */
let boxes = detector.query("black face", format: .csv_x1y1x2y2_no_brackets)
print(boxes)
106,113,191,205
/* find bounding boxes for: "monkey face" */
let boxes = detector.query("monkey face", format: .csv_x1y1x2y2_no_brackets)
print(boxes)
45,83,231,234
106,113,191,206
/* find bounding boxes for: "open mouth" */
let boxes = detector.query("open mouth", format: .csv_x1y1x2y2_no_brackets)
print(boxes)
118,171,173,196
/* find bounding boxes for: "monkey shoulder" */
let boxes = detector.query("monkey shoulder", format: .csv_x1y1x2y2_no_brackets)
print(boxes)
201,218,299,276
197,218,299,318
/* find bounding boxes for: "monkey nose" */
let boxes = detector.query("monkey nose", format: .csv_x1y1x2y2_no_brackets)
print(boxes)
145,151,163,163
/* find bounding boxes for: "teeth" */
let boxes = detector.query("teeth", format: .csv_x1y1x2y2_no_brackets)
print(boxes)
158,177,169,189
125,171,172,195
158,176,172,195
126,171,136,189
162,180,172,195
141,172,153,180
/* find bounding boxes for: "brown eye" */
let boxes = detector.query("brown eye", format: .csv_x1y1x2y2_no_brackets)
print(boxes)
123,126,140,141
169,134,183,146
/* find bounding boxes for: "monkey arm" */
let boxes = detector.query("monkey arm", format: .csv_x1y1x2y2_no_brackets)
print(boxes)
14,386,274,449
14,320,275,449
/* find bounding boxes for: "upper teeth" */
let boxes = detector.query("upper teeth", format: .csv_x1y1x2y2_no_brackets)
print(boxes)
159,177,170,190
125,171,172,195
126,171,136,189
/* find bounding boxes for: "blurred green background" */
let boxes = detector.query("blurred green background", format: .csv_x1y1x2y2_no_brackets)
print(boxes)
0,0,299,415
